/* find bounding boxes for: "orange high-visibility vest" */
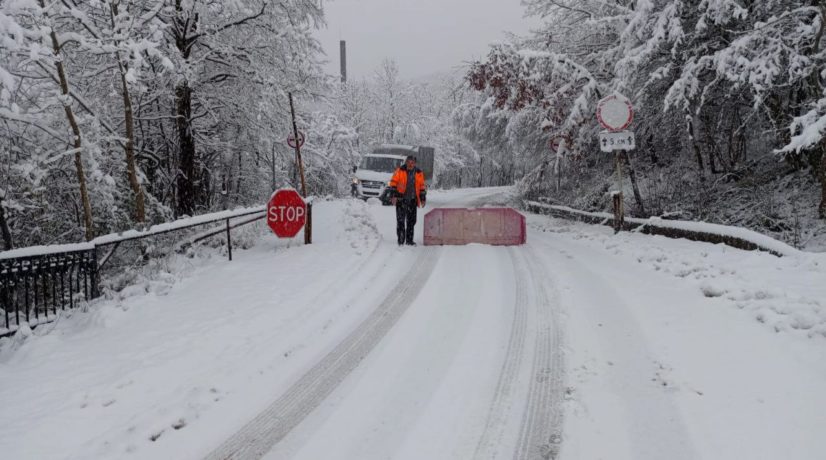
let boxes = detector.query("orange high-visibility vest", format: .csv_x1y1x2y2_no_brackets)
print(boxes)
388,167,427,207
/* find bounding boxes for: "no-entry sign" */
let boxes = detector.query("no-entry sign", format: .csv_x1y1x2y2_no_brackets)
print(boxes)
597,94,634,132
268,189,306,238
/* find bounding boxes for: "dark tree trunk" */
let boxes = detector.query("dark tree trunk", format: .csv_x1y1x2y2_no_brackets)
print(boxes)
686,114,705,178
167,0,266,216
110,0,146,223
175,81,197,216
0,196,13,250
708,146,719,174
818,147,826,219
122,67,147,223
172,0,198,217
622,151,646,216
815,5,826,219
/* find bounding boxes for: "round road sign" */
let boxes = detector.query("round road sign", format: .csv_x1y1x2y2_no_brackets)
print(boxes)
550,135,571,153
597,94,634,132
267,189,306,238
287,131,306,149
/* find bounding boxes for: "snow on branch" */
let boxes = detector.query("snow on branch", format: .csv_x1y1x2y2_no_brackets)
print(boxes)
468,42,602,134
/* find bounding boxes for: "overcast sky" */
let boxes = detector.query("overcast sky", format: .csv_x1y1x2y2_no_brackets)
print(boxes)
315,0,538,80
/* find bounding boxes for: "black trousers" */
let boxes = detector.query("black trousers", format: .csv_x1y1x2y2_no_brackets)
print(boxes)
396,199,418,244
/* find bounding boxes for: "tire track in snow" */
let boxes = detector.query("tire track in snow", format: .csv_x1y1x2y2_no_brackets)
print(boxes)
204,247,441,460
268,229,384,339
529,233,698,459
472,246,565,460
513,246,565,460
473,248,530,459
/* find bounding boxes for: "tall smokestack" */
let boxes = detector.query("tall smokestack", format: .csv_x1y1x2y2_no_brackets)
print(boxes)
339,40,347,84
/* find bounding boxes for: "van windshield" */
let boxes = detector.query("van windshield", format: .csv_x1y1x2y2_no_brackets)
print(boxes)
359,156,402,173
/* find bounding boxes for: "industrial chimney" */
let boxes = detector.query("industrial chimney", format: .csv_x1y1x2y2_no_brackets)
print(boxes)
340,40,347,84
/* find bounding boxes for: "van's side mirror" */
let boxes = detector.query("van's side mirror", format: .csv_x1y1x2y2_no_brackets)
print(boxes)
352,166,357,173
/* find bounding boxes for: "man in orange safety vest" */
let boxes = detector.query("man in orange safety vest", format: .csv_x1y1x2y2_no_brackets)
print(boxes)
388,155,427,246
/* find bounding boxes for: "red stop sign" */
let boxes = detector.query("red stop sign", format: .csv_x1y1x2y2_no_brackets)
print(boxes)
267,189,306,238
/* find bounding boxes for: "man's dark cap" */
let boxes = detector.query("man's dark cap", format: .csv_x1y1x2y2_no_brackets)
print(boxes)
406,155,417,162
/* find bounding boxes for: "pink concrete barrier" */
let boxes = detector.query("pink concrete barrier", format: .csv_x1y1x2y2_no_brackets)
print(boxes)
423,208,526,246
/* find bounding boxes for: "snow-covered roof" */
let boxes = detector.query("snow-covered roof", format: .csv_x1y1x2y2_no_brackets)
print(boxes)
376,144,417,150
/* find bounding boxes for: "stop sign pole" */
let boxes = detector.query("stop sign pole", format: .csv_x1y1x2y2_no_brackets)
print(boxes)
288,93,311,244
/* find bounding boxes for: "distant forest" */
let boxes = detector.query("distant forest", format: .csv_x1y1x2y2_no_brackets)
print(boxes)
1,1,824,250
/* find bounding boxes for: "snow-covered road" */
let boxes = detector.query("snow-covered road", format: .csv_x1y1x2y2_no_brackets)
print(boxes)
1,187,825,460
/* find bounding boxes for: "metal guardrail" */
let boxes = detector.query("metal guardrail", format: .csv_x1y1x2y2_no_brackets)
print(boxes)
95,208,266,269
1,208,267,337
524,201,789,257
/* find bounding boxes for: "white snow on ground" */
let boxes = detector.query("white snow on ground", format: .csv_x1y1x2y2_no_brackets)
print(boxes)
1,187,825,460
263,245,518,460
528,215,826,460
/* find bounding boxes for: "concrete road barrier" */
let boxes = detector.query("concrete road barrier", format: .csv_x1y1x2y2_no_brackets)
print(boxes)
424,208,526,246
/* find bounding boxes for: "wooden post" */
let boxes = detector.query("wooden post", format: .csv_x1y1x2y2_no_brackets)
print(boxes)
226,219,233,261
289,93,308,198
304,202,313,245
289,93,312,245
271,144,277,192
613,151,625,233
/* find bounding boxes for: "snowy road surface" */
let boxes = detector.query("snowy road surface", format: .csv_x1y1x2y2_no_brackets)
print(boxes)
1,187,825,460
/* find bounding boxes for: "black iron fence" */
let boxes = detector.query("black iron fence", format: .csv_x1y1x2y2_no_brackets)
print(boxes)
1,207,267,337
1,248,99,335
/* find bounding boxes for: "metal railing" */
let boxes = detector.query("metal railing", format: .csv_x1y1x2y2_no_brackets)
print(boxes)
1,249,99,335
1,207,267,337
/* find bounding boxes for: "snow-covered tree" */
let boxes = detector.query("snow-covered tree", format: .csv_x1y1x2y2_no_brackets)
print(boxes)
0,0,328,247
462,0,826,244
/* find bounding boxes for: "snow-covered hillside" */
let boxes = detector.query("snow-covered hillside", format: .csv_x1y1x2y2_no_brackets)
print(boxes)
1,188,824,460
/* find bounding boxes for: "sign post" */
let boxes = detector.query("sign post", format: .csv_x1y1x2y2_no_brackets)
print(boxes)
288,93,311,244
596,93,635,233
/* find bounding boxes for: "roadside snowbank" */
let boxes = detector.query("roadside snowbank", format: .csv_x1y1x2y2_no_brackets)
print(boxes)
528,213,826,460
529,215,826,340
